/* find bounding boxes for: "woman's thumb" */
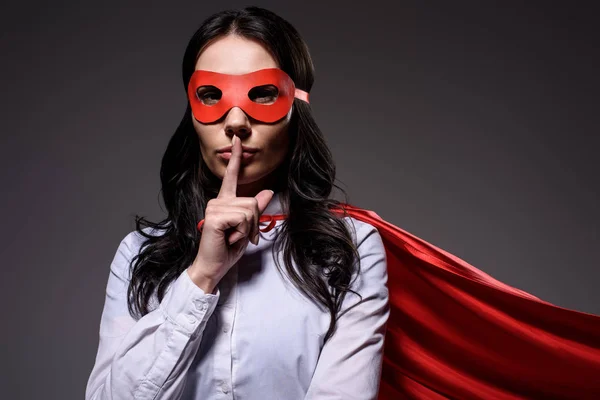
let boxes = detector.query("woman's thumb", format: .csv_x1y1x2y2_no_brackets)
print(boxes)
256,189,276,214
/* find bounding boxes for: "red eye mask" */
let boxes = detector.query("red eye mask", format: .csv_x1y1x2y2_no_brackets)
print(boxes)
187,68,309,123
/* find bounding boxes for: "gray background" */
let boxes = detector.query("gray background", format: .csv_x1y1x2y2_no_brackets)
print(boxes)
1,1,598,399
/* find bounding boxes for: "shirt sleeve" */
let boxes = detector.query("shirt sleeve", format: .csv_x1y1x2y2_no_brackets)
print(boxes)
304,220,390,400
85,230,221,400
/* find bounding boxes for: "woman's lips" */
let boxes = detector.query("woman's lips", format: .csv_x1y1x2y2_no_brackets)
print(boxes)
217,151,257,161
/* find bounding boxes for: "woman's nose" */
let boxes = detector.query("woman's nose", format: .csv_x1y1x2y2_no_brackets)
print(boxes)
224,106,251,137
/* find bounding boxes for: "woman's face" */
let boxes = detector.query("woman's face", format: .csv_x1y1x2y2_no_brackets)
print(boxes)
192,35,292,197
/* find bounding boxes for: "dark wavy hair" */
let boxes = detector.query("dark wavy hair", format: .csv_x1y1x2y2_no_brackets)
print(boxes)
127,6,362,343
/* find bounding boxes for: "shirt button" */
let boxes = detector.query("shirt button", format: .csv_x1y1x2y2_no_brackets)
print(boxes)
187,315,197,324
222,323,229,333
194,299,207,311
220,381,229,394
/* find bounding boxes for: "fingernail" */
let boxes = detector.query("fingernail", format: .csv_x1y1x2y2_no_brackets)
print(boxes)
232,135,237,145
269,190,275,195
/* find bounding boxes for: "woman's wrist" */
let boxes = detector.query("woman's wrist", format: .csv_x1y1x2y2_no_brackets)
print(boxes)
186,267,218,294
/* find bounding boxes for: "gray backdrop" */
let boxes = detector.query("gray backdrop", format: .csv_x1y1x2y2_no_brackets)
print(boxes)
1,1,598,399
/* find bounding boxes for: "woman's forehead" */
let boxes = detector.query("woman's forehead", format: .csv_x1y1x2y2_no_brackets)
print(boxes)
194,35,278,75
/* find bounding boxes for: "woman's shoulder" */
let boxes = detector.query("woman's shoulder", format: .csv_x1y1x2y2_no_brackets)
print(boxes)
339,215,389,301
118,226,167,253
340,214,384,250
110,227,168,278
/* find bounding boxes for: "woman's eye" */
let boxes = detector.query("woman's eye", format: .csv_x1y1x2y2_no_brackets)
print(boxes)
248,85,279,104
196,86,222,105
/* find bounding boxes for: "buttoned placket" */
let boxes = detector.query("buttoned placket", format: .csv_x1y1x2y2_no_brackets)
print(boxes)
212,261,239,398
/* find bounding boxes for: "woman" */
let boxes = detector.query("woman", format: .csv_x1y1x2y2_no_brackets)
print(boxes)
86,6,390,400
87,6,600,400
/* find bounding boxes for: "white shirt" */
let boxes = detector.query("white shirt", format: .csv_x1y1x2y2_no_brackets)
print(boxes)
85,192,390,400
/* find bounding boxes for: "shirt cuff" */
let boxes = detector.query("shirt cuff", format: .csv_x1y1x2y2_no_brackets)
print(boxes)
159,268,220,335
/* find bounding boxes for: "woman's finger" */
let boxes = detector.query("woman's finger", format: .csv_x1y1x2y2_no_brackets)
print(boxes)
217,134,242,199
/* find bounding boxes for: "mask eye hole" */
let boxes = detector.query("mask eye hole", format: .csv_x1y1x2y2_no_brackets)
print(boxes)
196,85,222,105
248,84,279,104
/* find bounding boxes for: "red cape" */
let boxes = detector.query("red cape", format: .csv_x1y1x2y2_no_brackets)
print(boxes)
255,204,600,399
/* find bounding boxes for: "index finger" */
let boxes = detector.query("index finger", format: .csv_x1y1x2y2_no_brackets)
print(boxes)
217,134,242,198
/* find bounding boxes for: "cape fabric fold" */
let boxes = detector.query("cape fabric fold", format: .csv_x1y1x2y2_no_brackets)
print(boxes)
254,204,600,399
327,204,600,399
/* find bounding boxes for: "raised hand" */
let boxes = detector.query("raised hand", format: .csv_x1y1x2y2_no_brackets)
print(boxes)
187,134,275,292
